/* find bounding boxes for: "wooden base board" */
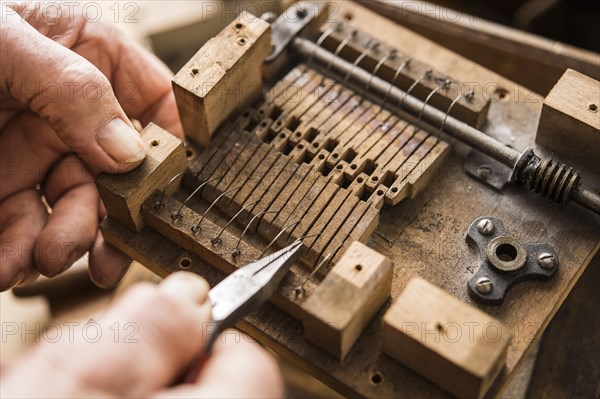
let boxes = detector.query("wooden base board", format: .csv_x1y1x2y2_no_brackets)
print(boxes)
99,2,599,398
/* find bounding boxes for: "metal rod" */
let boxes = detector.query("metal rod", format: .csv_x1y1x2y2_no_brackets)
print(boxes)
292,37,600,214
293,37,519,166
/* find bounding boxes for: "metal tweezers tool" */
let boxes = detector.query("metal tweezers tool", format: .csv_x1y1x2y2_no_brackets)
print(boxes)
180,240,302,382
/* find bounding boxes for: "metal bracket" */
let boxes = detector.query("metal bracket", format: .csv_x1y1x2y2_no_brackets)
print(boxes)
466,216,558,305
465,149,512,191
265,2,316,63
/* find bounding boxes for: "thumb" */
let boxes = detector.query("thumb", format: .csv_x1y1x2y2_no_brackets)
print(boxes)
0,9,146,173
0,272,212,398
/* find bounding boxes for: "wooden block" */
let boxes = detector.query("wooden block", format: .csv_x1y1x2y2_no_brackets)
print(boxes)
382,278,511,399
172,12,271,146
96,123,187,232
323,23,490,128
536,69,600,171
303,241,393,360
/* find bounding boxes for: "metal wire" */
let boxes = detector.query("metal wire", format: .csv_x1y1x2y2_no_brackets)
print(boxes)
231,209,283,258
211,200,259,245
381,59,410,110
256,220,302,259
170,175,223,221
154,172,198,211
191,186,242,233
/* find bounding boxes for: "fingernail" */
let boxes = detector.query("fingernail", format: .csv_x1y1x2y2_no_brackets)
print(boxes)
97,118,147,165
9,271,25,289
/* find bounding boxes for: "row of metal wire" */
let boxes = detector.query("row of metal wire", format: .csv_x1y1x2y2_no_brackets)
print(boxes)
152,22,471,293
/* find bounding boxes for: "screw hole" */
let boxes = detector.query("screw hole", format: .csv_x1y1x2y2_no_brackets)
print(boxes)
376,190,384,196
185,148,195,158
179,257,191,269
235,22,243,30
370,372,383,386
312,142,319,147
494,87,509,102
344,12,354,21
355,264,362,271
318,154,325,160
496,243,517,262
371,176,379,182
336,164,343,170
357,177,364,183
350,164,357,170
589,103,598,112
295,132,302,137
237,37,247,46
332,153,338,158
297,144,304,150
391,187,398,193
150,139,159,147
191,68,199,75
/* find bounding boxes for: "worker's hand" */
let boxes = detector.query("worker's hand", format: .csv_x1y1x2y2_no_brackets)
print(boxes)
0,272,284,398
0,3,184,290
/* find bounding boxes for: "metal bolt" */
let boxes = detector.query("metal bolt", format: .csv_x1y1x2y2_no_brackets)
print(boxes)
538,253,557,269
296,6,307,18
475,277,493,294
477,218,495,235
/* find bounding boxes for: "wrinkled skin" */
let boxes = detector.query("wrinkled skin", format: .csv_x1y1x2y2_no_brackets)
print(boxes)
0,4,283,398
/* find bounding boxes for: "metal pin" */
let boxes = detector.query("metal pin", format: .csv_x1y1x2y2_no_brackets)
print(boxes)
436,93,462,143
232,209,283,258
381,59,410,110
260,231,321,263
466,90,475,102
191,186,242,234
154,172,197,211
294,241,345,297
256,220,302,259
170,175,223,221
361,49,396,104
210,200,260,245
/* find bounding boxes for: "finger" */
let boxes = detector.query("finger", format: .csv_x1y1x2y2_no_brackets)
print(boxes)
154,330,284,399
13,3,183,138
2,275,212,397
35,183,98,277
0,112,69,203
0,10,147,173
88,231,131,289
42,154,95,206
81,24,184,138
0,190,47,291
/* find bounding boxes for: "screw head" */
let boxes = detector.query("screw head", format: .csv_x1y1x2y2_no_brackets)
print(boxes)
296,6,307,18
538,253,557,269
475,277,493,294
477,219,495,235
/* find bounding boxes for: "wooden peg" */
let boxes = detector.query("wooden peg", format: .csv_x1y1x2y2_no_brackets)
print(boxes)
382,277,511,399
172,12,271,146
96,123,187,232
303,241,393,360
536,69,600,171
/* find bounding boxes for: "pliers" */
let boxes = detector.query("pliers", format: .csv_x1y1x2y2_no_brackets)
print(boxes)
180,240,302,382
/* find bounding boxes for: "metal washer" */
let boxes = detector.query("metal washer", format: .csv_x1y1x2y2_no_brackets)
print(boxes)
485,236,527,272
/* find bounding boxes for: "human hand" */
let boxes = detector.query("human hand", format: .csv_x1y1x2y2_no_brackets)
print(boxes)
0,2,184,290
0,272,284,398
